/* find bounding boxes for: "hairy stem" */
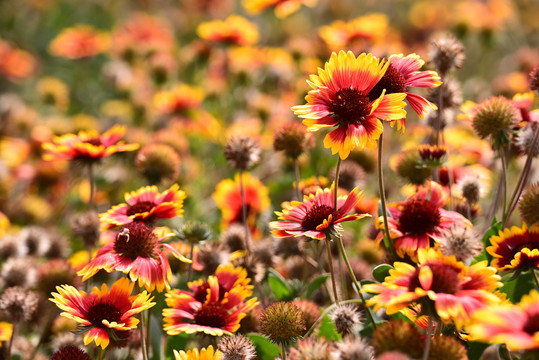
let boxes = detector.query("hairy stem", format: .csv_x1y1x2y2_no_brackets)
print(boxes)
325,237,339,305
238,169,252,253
377,133,396,261
333,157,342,210
422,317,433,360
281,343,287,360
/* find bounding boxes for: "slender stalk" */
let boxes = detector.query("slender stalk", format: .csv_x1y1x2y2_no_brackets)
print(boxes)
98,348,105,360
145,309,151,359
377,133,397,261
422,317,433,360
503,126,539,227
333,157,342,210
255,281,267,308
293,158,302,201
281,343,287,360
187,243,194,283
6,322,16,360
138,287,149,360
532,269,539,290
435,80,444,147
29,310,56,360
88,163,95,209
500,148,508,216
325,237,339,305
238,170,252,253
336,236,376,328
310,242,332,300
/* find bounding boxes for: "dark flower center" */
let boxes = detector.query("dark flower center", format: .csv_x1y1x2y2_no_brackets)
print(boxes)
51,346,91,360
408,264,461,294
301,205,339,231
523,311,539,335
194,303,228,328
398,200,441,235
193,282,226,303
368,64,407,101
83,137,103,146
86,302,122,329
113,222,158,259
330,88,372,126
126,201,156,217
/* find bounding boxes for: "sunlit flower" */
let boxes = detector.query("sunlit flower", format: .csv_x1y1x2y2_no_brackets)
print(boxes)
0,322,13,344
0,39,36,81
270,186,369,240
37,77,69,112
243,0,317,18
376,181,471,261
49,25,109,59
319,14,389,51
78,222,190,292
292,51,407,159
368,54,442,132
42,125,139,162
468,290,539,351
153,84,204,116
363,248,502,329
163,264,258,336
174,346,223,360
213,173,270,231
100,184,186,230
50,277,155,349
487,223,539,272
197,16,259,46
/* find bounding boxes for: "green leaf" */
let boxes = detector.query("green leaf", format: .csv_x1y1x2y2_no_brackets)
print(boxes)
165,333,187,358
306,273,330,299
317,315,342,341
372,264,393,282
268,268,293,301
472,218,502,265
150,313,163,360
499,270,534,302
467,341,489,360
247,333,281,360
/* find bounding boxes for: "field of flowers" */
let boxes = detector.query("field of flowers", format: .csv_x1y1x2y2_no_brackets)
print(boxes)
0,0,538,359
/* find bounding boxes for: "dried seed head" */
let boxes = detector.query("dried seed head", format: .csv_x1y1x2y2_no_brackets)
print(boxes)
472,96,519,148
426,77,462,110
519,183,539,225
376,351,412,360
439,226,482,263
51,332,85,352
395,151,431,186
429,335,467,360
218,334,256,360
273,122,314,159
331,304,362,336
70,211,100,248
429,34,465,76
17,226,50,257
259,302,306,345
372,320,424,358
0,286,39,323
37,259,80,297
330,161,366,192
331,336,375,360
1,257,37,289
135,143,180,185
530,65,539,92
457,175,484,205
50,346,91,360
232,252,267,283
516,123,539,157
274,236,303,259
0,235,21,260
44,231,69,259
292,299,321,331
176,221,212,244
198,242,229,275
220,224,247,252
289,336,333,360
224,137,261,171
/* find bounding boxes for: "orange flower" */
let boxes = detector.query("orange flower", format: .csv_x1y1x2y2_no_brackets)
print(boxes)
49,25,109,59
319,14,389,51
197,16,259,46
243,0,317,18
0,39,36,80
153,85,204,116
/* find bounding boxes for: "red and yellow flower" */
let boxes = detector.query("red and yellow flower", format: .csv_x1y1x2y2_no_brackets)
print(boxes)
368,53,442,132
377,181,471,261
50,277,155,349
153,84,204,116
78,222,190,292
243,0,317,18
197,16,259,46
363,248,502,329
487,223,539,272
100,184,186,230
0,322,12,345
42,125,139,162
49,25,109,59
212,173,270,232
270,186,369,240
468,290,539,351
163,264,258,336
319,14,389,52
292,51,407,159
174,346,222,360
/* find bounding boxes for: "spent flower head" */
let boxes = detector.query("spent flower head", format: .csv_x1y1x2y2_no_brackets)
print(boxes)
259,302,306,345
224,136,261,171
429,34,465,76
218,334,256,360
519,183,539,225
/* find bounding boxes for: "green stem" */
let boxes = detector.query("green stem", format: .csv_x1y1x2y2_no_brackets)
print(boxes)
377,133,396,261
325,237,339,305
138,287,149,360
7,322,16,360
422,317,433,360
88,162,95,210
435,80,444,147
333,157,342,210
98,348,105,360
238,169,252,253
500,148,508,216
281,343,287,360
187,243,194,283
532,269,539,290
293,158,302,201
336,236,376,328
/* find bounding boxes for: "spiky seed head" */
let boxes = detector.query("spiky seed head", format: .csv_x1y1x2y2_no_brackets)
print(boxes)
289,336,333,360
439,226,483,263
429,34,465,76
50,346,91,360
377,351,412,360
176,221,212,244
427,77,463,110
224,136,261,171
70,211,100,248
372,320,424,359
516,124,539,158
331,336,375,360
428,335,467,360
395,151,431,186
273,122,314,159
330,160,366,192
331,304,362,336
259,302,306,345
0,286,39,323
0,257,37,289
135,143,180,185
220,224,247,252
519,183,539,225
218,334,256,360
530,65,539,92
472,96,519,148
457,175,483,205
292,299,321,331
37,259,80,297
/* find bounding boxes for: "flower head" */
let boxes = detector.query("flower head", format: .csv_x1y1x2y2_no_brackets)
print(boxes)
0,287,39,323
224,137,261,171
472,96,519,148
243,0,317,18
174,346,223,360
530,65,539,92
372,319,424,359
376,181,471,260
50,278,155,349
331,304,362,336
42,125,139,163
519,183,539,225
100,184,186,230
363,248,501,329
428,34,465,76
270,186,369,240
438,226,482,263
51,346,91,360
331,336,375,360
218,334,256,360
197,16,259,46
468,290,539,351
259,302,306,345
273,122,314,159
49,25,109,59
153,84,204,116
292,51,407,159
487,223,539,272
135,143,181,185
78,223,190,292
